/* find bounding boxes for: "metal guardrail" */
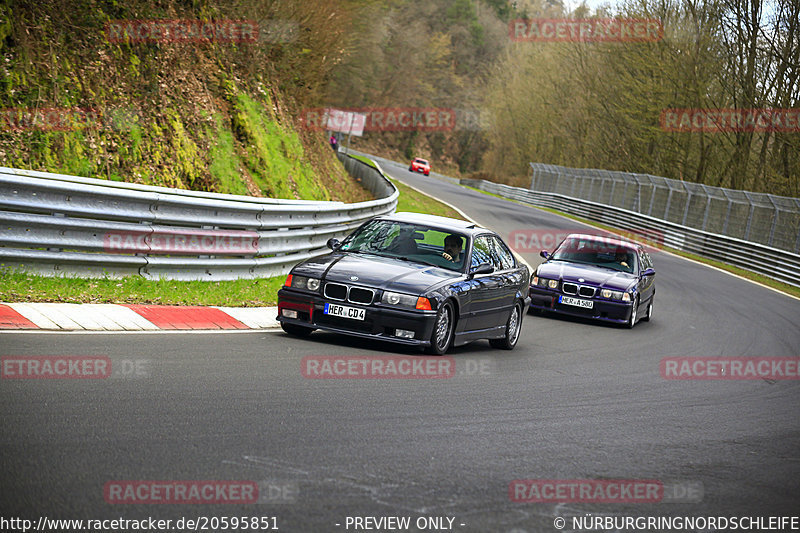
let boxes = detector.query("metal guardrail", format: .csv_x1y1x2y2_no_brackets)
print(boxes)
529,163,800,254
0,153,397,280
460,178,800,289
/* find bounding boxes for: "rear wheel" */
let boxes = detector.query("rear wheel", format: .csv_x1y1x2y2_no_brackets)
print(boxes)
490,302,523,350
281,322,314,337
426,301,454,355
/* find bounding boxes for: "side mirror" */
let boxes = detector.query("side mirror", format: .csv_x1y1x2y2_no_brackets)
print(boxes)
641,268,655,277
327,238,341,251
540,250,550,259
469,263,494,278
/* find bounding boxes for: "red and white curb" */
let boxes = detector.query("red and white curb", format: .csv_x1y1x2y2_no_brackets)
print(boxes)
0,302,279,331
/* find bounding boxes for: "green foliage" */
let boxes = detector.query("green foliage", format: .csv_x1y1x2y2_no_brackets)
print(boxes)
0,0,370,202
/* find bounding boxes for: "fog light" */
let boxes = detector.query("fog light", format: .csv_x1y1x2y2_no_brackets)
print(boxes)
395,329,415,339
281,309,298,319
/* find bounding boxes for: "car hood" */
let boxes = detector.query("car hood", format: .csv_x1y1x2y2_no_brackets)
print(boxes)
537,261,636,291
293,252,457,293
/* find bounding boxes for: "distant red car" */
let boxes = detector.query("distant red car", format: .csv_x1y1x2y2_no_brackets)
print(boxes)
409,157,430,176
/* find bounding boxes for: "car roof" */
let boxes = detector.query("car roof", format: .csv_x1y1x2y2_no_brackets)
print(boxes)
564,233,642,250
379,212,485,234
414,158,428,163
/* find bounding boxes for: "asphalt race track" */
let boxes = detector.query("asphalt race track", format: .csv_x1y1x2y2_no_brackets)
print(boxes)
2,154,799,532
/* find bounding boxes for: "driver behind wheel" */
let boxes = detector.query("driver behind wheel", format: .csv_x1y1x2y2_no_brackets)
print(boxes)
442,234,463,263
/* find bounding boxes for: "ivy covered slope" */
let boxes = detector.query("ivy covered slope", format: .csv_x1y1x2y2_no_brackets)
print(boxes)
0,0,371,202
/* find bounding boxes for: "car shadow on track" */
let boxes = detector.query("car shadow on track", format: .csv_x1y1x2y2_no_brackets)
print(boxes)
277,330,497,357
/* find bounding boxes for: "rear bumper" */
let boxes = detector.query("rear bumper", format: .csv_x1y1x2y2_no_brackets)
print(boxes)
277,288,437,346
529,287,633,324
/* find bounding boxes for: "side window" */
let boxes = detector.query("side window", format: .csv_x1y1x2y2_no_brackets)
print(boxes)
491,236,515,270
637,249,648,272
471,236,493,269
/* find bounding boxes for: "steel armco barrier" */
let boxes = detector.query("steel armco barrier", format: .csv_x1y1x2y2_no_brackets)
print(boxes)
0,153,397,280
460,178,800,289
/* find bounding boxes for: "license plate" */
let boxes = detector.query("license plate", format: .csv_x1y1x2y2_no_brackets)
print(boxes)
559,295,594,309
324,302,365,321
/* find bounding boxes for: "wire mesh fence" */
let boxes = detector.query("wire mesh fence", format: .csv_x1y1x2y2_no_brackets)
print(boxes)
530,163,800,253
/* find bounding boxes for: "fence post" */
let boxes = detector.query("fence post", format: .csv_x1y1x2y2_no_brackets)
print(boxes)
681,181,693,226
766,195,779,247
664,186,674,220
700,185,712,231
743,192,755,242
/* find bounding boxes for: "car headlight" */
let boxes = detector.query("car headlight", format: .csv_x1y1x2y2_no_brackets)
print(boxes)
381,291,419,308
538,278,558,289
290,275,321,291
601,289,628,300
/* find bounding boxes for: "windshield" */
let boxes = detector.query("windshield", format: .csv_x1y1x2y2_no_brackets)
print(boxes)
551,237,637,274
341,219,467,272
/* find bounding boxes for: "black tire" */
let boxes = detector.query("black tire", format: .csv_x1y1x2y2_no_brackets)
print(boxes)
626,296,639,329
426,301,455,355
490,302,523,350
408,167,414,172
642,295,654,322
281,322,314,337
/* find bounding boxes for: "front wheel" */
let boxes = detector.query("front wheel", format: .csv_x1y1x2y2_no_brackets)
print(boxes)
626,296,639,329
426,301,454,355
490,302,523,350
281,322,314,337
642,295,654,322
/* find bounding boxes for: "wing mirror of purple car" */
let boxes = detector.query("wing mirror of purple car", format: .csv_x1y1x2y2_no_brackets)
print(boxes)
327,238,342,251
641,267,655,277
540,250,550,259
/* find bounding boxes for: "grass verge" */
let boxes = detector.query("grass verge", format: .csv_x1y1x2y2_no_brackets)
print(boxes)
464,186,800,299
0,270,285,307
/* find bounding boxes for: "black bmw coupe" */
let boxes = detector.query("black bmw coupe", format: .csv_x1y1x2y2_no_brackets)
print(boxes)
277,213,530,354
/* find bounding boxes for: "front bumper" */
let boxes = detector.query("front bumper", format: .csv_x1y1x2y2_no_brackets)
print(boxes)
529,287,633,324
277,288,438,346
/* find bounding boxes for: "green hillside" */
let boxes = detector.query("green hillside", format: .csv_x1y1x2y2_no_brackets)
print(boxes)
0,0,371,202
